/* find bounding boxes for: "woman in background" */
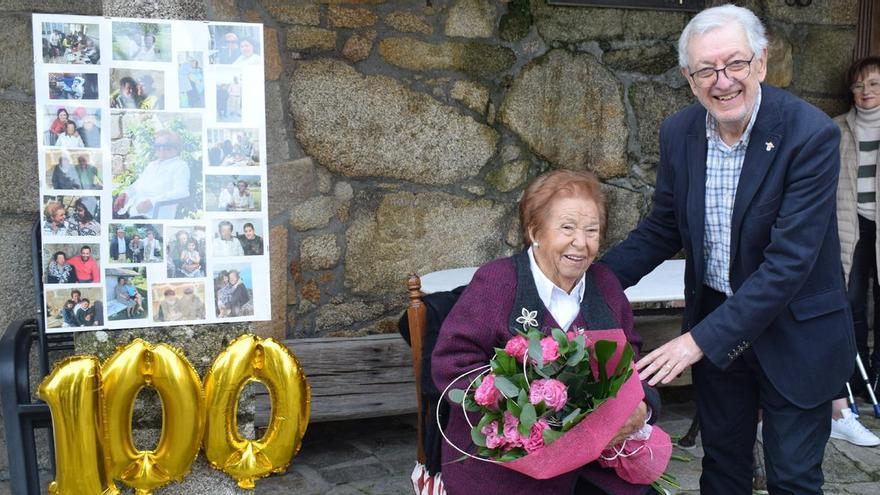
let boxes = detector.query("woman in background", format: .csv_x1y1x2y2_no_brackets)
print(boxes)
831,56,880,447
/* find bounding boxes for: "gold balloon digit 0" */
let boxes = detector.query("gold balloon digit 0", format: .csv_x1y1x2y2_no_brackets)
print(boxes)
37,356,119,495
203,335,311,489
101,339,205,495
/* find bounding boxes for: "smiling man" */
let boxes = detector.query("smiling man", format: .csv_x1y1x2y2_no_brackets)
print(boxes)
601,4,855,494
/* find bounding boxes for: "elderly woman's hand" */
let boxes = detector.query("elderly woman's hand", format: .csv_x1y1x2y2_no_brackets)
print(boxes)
605,401,647,448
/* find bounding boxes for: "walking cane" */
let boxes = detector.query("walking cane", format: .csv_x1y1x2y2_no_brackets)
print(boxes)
855,354,880,418
845,383,860,416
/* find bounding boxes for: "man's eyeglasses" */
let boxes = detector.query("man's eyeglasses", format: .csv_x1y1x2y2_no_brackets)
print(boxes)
154,142,176,150
689,54,755,88
851,81,880,94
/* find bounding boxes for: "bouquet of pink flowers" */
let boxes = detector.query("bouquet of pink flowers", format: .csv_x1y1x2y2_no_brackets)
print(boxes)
444,322,676,491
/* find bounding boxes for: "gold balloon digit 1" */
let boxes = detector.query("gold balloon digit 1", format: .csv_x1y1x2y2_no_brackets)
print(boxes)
203,335,311,489
37,356,119,495
100,339,205,495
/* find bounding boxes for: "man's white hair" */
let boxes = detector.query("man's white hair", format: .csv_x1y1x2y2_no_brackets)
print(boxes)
678,3,768,69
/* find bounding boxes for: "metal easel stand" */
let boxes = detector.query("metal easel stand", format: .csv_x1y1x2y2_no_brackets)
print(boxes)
0,221,74,494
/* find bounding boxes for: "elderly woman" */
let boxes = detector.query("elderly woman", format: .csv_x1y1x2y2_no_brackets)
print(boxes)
432,170,660,495
43,201,70,237
830,56,880,446
47,251,77,284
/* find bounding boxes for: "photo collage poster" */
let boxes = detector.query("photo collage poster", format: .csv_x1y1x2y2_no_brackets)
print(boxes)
32,14,271,332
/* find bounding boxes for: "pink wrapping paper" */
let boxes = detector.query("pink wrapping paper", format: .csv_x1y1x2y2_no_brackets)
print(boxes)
499,329,669,481
598,426,673,485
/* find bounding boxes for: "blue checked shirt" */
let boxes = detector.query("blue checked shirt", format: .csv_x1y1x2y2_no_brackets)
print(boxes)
703,87,762,296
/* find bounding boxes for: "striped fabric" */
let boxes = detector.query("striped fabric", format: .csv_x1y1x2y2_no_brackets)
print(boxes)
857,135,879,220
702,89,762,296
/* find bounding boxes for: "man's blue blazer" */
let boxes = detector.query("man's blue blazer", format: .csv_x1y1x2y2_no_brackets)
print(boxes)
602,84,856,408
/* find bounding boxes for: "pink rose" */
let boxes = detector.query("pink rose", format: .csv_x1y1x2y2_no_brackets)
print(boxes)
504,335,529,362
540,336,560,363
502,410,523,447
474,374,502,410
481,421,505,449
528,378,568,412
522,418,549,453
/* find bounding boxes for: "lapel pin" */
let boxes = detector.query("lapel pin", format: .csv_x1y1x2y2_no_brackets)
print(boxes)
765,141,775,152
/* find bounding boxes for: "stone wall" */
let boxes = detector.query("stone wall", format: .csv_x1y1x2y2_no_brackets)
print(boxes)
0,0,857,490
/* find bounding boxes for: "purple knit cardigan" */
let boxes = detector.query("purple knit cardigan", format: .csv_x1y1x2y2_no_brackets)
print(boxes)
431,256,651,495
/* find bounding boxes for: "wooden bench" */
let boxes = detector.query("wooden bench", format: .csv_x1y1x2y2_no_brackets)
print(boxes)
255,261,687,428
254,334,417,426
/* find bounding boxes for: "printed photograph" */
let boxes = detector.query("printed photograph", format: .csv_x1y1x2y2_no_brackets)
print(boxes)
205,175,261,212
107,223,163,263
110,112,202,220
207,128,259,167
41,22,100,64
215,71,243,123
112,21,172,62
43,106,101,148
45,150,103,191
41,195,100,238
45,287,103,329
110,69,164,110
49,72,98,100
178,51,205,108
165,226,206,278
210,218,264,257
212,263,253,318
42,243,101,285
151,282,206,322
208,25,262,65
106,267,148,321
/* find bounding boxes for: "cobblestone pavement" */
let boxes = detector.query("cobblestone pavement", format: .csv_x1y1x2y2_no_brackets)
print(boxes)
254,398,880,495
4,398,879,494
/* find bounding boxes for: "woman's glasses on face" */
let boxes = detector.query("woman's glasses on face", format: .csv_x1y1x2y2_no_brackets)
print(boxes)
852,81,880,94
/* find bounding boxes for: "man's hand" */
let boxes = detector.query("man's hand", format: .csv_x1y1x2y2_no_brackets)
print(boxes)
606,401,647,448
136,199,153,214
636,332,704,386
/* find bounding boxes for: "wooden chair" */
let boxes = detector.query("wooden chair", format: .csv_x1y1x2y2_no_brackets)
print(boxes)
405,273,428,466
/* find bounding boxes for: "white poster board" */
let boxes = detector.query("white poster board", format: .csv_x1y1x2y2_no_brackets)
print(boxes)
32,14,270,332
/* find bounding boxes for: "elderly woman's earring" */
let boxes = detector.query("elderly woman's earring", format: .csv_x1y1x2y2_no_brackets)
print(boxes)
533,241,540,249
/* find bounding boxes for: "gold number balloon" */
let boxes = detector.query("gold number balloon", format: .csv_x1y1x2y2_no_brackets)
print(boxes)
203,335,311,489
37,356,119,495
101,339,205,495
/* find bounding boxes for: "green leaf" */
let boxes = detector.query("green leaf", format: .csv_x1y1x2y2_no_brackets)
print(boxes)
594,340,617,384
520,402,537,430
551,328,568,349
528,336,544,368
470,427,487,447
506,398,522,417
498,449,526,461
565,341,586,367
477,413,497,430
533,364,552,379
614,342,635,377
542,428,564,446
561,407,582,428
493,376,520,398
447,388,465,404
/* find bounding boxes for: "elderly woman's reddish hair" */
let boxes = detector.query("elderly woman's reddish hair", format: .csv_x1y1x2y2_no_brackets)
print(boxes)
519,169,607,246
